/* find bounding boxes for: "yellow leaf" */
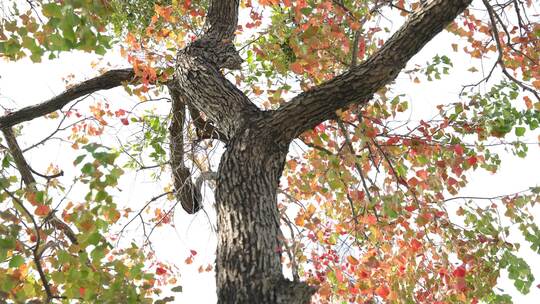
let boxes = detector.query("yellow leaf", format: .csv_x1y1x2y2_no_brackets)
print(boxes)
347,255,359,265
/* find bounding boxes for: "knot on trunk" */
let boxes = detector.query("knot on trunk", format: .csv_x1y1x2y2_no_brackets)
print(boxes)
188,38,243,70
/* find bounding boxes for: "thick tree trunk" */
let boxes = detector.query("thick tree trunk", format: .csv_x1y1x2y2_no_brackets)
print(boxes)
215,127,314,303
0,0,480,302
168,1,475,303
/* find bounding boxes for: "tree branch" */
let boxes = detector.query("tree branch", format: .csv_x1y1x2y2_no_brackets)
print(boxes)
206,0,239,40
168,87,203,214
271,0,473,142
0,68,134,129
2,128,78,245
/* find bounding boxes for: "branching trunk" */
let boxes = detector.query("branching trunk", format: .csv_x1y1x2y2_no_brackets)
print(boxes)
0,0,474,302
169,1,472,303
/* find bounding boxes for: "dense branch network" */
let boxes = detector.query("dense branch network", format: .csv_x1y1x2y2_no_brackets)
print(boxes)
0,0,500,302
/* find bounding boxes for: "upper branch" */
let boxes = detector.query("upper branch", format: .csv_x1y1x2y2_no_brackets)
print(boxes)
0,68,134,129
270,0,473,142
206,0,240,40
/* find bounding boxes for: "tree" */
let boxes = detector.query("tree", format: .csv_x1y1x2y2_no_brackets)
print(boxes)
0,0,539,303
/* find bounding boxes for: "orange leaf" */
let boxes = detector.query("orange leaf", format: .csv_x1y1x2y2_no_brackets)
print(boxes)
347,255,359,265
290,62,303,74
375,285,390,299
35,204,50,217
295,214,305,226
524,96,533,110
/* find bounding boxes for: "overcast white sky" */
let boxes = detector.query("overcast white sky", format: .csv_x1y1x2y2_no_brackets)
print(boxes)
1,1,539,303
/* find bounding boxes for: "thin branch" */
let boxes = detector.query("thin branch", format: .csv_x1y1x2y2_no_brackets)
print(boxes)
481,0,540,101
0,69,134,129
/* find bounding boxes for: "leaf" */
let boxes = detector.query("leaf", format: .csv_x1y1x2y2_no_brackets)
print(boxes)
454,144,464,155
42,4,62,18
35,204,50,217
347,255,359,265
156,267,167,275
290,62,303,74
9,255,24,268
375,285,390,299
410,239,422,252
74,155,86,165
515,127,526,136
453,265,466,277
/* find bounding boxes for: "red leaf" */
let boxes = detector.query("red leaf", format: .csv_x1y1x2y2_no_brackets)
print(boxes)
386,136,400,145
35,204,50,217
404,205,416,212
375,285,390,299
335,269,343,282
416,169,428,180
190,249,198,256
114,109,126,117
120,118,129,126
453,265,466,277
467,156,477,166
156,267,167,275
410,239,422,252
447,177,458,186
408,177,419,187
454,144,464,156
79,287,86,297
455,277,467,291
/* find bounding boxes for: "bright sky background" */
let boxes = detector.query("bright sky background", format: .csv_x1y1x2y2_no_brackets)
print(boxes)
1,1,539,303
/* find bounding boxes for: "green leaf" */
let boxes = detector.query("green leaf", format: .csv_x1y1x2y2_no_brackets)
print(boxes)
515,127,526,136
9,255,24,268
74,155,86,165
42,3,63,18
95,190,108,202
81,163,95,175
0,238,15,249
171,286,183,293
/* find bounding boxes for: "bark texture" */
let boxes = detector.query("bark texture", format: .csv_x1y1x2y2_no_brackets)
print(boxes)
215,127,314,303
168,0,472,303
271,0,473,142
0,0,473,303
168,88,203,214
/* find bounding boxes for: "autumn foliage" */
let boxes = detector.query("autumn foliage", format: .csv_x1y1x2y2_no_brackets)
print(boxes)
1,0,539,303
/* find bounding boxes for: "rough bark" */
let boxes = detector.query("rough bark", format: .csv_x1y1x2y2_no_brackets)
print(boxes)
168,88,203,214
215,127,314,303
169,1,472,303
0,0,474,303
271,0,473,142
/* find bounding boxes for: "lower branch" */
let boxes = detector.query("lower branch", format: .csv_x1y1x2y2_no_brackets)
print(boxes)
0,68,134,129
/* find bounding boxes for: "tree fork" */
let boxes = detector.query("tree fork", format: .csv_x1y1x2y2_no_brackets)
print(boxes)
168,0,473,303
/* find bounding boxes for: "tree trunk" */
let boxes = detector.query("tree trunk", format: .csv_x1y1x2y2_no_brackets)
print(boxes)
215,128,314,303
0,0,479,302
167,1,474,303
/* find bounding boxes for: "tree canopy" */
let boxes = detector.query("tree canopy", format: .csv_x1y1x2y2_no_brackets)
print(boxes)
0,0,539,303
